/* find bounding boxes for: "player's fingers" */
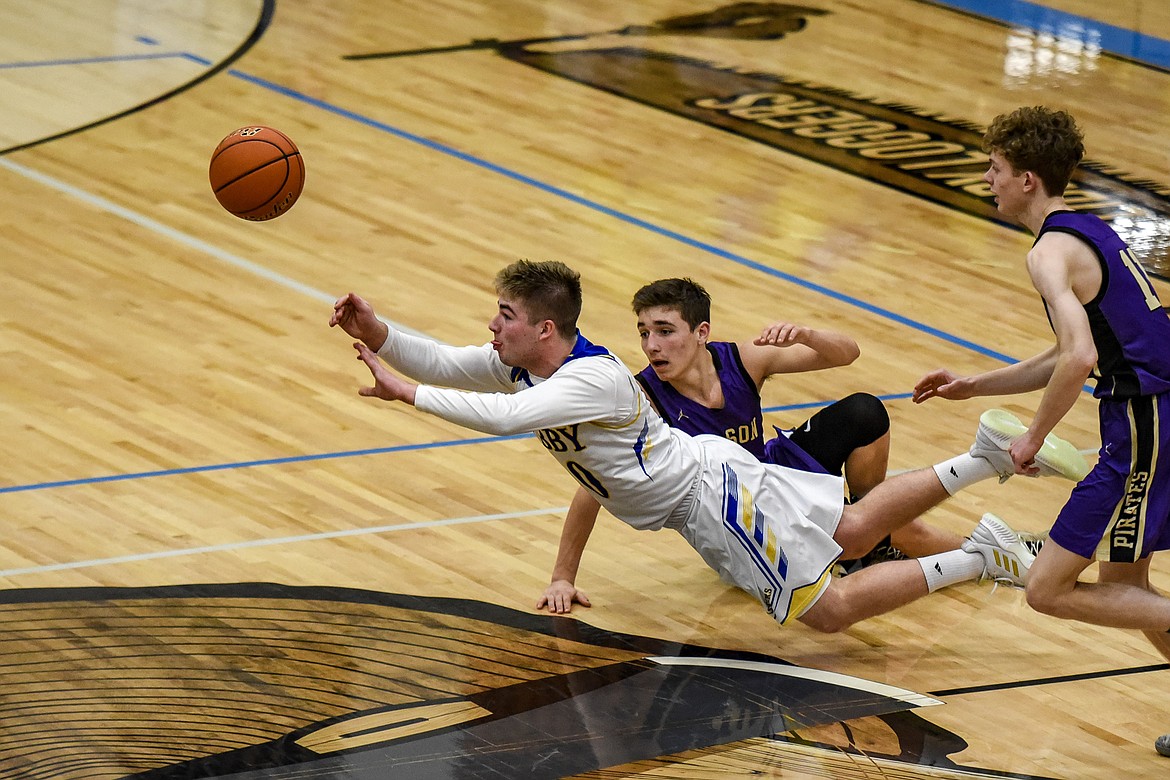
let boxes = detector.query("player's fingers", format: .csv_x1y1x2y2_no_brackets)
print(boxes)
354,342,377,364
576,592,591,607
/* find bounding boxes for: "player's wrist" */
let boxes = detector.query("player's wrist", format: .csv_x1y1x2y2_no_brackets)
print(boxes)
371,322,391,354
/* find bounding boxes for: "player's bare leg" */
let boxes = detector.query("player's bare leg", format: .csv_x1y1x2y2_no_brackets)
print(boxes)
890,523,965,557
1027,546,1170,658
834,467,949,559
842,430,889,498
799,559,929,633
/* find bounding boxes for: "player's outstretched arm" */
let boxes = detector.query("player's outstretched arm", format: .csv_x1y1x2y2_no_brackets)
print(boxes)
912,368,974,402
537,487,601,614
331,292,390,350
913,346,1060,404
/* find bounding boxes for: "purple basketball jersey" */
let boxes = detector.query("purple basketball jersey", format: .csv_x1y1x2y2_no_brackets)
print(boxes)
637,342,767,459
1038,211,1170,399
1040,211,1170,560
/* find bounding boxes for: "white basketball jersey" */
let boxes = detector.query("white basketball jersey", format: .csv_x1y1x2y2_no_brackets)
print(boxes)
411,338,703,530
394,329,844,622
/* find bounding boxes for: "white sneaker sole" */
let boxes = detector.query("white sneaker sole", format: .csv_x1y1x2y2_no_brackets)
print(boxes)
978,409,1090,481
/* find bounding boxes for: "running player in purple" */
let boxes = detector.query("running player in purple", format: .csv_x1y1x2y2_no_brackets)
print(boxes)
912,106,1170,757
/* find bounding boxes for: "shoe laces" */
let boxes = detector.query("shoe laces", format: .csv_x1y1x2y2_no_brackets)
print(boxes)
1019,535,1046,557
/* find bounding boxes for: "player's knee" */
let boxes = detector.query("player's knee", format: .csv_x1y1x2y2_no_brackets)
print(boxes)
798,597,853,634
832,510,871,559
837,393,890,445
1024,577,1065,616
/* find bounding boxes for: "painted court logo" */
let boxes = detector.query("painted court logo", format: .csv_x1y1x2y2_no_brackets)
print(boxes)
0,583,995,779
349,2,1170,281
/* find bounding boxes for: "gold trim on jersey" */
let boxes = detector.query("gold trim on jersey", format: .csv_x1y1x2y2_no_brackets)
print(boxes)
590,374,647,430
783,565,834,625
1096,398,1158,561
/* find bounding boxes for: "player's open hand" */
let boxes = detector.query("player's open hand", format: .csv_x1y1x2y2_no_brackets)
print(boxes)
913,369,974,403
353,342,417,404
331,293,388,347
537,580,591,614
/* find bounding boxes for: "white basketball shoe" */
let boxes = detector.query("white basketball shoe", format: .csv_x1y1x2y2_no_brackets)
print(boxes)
971,409,1090,483
962,513,1035,587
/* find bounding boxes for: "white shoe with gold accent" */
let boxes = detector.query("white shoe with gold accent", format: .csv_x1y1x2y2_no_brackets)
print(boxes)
962,513,1035,587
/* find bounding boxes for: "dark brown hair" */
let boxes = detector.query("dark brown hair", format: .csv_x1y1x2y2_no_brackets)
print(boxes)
631,278,711,329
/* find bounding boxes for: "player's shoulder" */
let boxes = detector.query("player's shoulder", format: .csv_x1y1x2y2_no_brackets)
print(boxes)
560,351,628,378
1029,229,1096,269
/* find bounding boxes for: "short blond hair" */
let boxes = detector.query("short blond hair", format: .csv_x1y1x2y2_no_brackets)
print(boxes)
494,260,582,337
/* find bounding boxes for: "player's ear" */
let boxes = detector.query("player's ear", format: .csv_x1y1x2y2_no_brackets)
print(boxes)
696,321,711,344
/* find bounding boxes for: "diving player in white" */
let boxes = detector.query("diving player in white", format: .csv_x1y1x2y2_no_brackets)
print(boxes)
331,260,1085,632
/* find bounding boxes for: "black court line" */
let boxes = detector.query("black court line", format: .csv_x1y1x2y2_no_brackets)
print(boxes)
930,661,1170,698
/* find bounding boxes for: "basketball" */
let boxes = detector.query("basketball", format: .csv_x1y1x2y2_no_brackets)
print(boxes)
209,126,305,221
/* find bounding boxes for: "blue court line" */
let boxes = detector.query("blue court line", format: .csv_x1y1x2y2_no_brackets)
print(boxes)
0,395,912,494
227,69,1018,366
928,0,1170,69
0,433,526,495
763,392,913,414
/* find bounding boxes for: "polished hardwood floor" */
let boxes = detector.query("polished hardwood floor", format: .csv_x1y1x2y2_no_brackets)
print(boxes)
1,1,1169,778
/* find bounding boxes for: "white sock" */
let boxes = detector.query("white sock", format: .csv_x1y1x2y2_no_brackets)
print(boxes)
933,453,1000,495
918,550,985,592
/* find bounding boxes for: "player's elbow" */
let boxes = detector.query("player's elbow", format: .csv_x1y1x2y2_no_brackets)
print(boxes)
1070,345,1097,378
841,342,861,366
477,419,529,436
821,343,860,370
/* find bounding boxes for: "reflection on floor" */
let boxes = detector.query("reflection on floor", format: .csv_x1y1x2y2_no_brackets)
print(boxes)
0,582,1048,779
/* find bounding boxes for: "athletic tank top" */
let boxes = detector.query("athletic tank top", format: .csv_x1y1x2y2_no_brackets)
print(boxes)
1037,211,1170,399
636,341,767,458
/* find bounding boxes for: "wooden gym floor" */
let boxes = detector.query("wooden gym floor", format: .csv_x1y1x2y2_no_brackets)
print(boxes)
1,0,1169,778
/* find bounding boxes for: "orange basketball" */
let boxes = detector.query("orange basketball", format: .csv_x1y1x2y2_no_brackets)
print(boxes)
209,126,305,221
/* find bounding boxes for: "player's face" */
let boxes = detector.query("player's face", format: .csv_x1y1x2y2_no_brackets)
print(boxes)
983,151,1028,218
637,306,705,382
489,296,545,368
